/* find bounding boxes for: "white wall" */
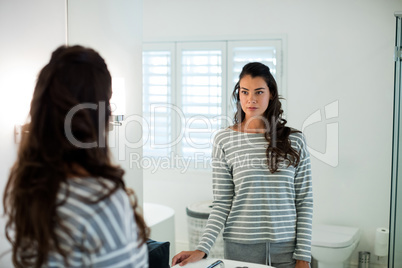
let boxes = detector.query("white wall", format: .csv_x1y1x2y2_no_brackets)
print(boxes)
0,0,66,266
143,0,402,265
67,0,144,205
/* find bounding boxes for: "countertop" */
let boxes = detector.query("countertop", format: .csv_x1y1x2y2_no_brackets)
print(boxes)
171,258,274,268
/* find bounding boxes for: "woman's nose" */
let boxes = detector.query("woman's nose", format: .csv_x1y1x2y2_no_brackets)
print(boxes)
247,96,257,103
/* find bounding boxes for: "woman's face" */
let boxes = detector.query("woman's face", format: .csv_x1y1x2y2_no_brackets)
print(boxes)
239,75,271,121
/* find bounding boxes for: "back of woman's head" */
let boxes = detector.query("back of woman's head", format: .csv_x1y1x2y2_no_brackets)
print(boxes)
29,45,112,167
3,45,129,268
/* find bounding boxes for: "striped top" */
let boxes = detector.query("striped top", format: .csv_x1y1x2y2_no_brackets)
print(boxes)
196,128,313,262
46,177,148,268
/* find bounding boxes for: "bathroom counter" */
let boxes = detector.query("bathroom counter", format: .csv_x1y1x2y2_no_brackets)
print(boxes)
171,258,273,268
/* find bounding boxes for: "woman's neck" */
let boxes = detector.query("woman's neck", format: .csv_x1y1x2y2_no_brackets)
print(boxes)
235,119,267,134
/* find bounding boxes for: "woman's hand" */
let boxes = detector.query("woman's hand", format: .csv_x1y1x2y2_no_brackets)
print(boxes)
295,260,310,268
172,250,206,266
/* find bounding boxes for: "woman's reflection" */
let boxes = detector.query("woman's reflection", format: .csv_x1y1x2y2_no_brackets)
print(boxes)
172,62,313,268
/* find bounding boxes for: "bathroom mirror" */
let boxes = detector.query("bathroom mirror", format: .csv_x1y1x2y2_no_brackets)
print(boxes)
66,0,402,267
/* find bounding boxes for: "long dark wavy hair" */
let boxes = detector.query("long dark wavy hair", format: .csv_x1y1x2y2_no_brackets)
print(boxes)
3,45,148,268
232,62,300,173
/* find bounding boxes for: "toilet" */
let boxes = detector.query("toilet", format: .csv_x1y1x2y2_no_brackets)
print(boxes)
311,224,361,268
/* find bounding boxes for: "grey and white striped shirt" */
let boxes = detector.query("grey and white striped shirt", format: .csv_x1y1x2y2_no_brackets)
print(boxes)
47,177,148,268
197,128,313,262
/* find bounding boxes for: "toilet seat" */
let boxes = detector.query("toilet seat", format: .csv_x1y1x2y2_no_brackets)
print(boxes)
312,224,361,248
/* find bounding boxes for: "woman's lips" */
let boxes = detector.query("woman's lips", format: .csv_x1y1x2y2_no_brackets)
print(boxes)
247,107,258,110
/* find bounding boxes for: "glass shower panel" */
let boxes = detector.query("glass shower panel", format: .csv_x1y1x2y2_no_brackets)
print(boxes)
390,11,402,268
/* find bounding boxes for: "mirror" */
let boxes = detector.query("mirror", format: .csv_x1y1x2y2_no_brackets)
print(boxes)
67,0,402,266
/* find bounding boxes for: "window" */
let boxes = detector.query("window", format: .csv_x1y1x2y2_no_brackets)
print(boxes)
142,39,284,167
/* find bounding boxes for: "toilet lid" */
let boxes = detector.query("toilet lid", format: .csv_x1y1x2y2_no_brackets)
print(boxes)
312,224,361,248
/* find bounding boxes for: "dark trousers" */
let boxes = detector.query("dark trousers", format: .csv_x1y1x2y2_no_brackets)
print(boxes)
224,240,297,268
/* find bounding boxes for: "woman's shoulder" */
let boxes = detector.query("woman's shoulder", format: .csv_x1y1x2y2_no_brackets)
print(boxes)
66,176,115,193
61,177,128,208
288,129,308,148
288,129,303,139
213,127,234,140
58,178,134,232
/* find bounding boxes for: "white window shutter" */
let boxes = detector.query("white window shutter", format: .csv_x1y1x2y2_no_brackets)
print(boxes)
142,49,173,157
176,42,226,159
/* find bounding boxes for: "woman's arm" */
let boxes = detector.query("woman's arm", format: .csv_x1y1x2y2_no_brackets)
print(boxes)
172,133,234,266
196,135,234,256
293,133,313,263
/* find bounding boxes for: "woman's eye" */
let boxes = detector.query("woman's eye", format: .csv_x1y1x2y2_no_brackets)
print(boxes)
256,91,263,95
241,91,248,95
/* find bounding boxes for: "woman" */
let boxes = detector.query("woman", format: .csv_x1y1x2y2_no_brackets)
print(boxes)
172,62,313,268
3,45,149,268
